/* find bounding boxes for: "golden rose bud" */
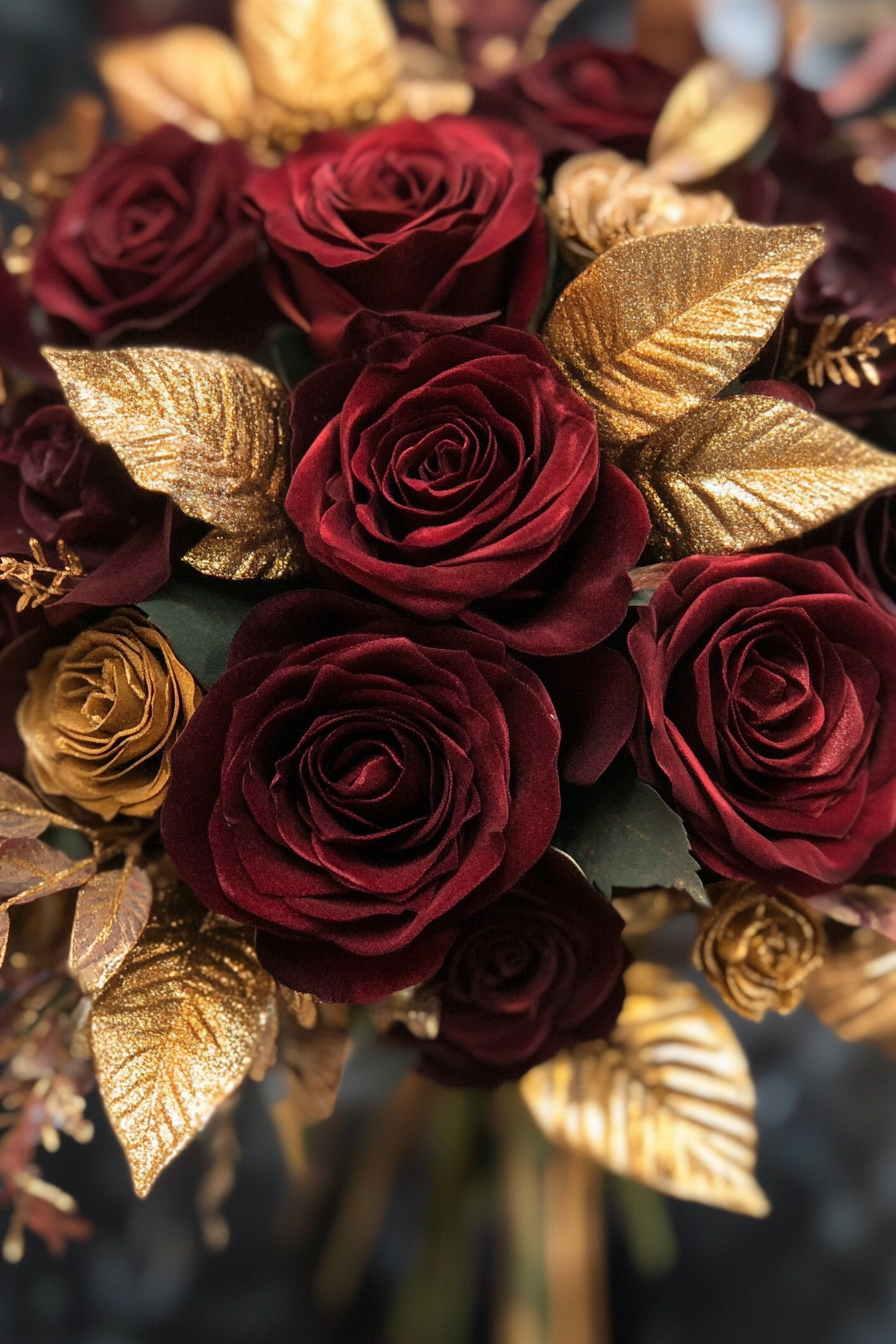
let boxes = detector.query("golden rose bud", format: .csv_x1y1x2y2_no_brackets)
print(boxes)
548,150,738,269
17,611,201,822
692,881,827,1022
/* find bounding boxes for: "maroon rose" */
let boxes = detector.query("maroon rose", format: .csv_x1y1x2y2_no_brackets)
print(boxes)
402,848,627,1087
244,117,547,356
286,324,649,657
30,126,262,345
811,487,896,618
473,40,675,159
161,590,561,1002
629,549,896,895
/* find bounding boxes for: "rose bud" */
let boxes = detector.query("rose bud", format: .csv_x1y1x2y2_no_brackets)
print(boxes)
286,324,649,657
244,116,547,356
628,549,896,895
18,610,201,822
161,590,561,1004
401,848,628,1087
692,882,827,1022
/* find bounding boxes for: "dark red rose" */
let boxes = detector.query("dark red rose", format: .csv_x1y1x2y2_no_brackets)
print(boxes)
629,549,896,895
244,117,547,357
30,126,261,345
161,590,561,1002
403,847,627,1087
811,487,896,619
286,325,649,657
473,40,675,159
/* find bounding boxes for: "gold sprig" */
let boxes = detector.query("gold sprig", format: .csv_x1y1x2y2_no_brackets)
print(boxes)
0,539,84,613
786,313,896,389
521,0,586,62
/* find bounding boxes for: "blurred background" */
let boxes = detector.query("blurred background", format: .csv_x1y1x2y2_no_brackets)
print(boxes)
5,1,896,1341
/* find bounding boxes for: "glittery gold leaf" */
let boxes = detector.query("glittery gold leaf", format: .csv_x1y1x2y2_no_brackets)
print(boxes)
97,27,255,143
0,772,72,839
42,348,305,581
70,862,153,996
648,58,774,184
0,839,96,911
542,224,824,451
520,962,770,1217
622,394,896,560
806,929,896,1054
91,878,277,1196
234,0,399,127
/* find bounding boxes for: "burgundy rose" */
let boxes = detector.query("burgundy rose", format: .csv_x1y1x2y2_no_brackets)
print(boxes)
30,126,261,345
161,590,561,1002
629,549,896,895
812,487,896,618
473,40,675,159
286,325,649,657
403,847,627,1087
244,117,547,356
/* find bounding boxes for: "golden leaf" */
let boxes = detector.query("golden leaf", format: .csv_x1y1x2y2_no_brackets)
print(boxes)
0,910,9,970
806,929,896,1053
279,986,319,1029
648,58,774,184
542,223,824,451
42,347,305,581
91,878,277,1196
97,28,255,143
233,0,399,125
0,839,96,911
70,862,153,996
611,887,694,937
520,962,770,1217
278,1008,352,1124
0,771,72,839
368,984,440,1040
622,395,896,560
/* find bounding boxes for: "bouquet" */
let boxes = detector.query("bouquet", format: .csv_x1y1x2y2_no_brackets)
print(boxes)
2,0,896,1279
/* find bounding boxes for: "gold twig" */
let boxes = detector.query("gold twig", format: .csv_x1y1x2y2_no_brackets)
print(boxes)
786,312,896,389
0,539,84,612
522,0,586,63
425,0,464,62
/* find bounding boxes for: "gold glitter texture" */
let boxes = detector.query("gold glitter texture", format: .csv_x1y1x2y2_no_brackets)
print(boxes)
647,58,774,184
42,347,305,581
70,863,154,996
543,223,824,451
622,394,896,560
520,962,770,1217
91,876,277,1197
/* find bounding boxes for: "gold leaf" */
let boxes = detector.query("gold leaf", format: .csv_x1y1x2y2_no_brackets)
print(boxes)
520,962,770,1217
70,863,153,996
97,28,254,144
278,1008,352,1124
542,223,824,451
0,910,9,970
91,878,277,1196
0,839,97,910
234,0,399,125
648,58,774,184
42,347,305,581
0,771,72,839
368,984,440,1040
612,887,694,937
622,395,896,560
806,929,896,1054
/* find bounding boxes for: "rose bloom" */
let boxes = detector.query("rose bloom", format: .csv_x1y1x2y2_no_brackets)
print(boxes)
18,610,201,822
286,324,649,657
30,125,260,344
629,549,896,894
813,487,896,618
244,117,547,355
473,40,675,159
161,590,561,1002
404,848,628,1087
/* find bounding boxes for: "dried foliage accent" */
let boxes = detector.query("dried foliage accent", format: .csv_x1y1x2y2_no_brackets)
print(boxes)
278,1003,352,1125
0,539,84,612
785,313,896,389
0,772,75,841
70,863,153,996
369,984,441,1040
807,929,896,1054
0,839,96,913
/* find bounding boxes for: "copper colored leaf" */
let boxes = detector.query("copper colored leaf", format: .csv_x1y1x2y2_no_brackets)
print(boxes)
42,347,305,581
0,838,96,909
807,929,896,1053
70,863,153,996
521,962,770,1217
542,224,824,450
278,1011,352,1124
622,394,896,560
91,880,277,1196
807,885,896,941
648,58,774,184
0,772,71,839
97,27,254,143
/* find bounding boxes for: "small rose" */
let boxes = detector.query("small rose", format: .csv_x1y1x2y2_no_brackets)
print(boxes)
18,610,201,822
693,881,827,1021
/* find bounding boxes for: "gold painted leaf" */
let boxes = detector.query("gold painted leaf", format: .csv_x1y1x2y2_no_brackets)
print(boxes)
0,772,72,839
542,223,824,451
42,347,305,581
648,58,774,184
97,28,254,143
806,929,896,1054
0,839,96,910
91,878,277,1196
234,0,399,123
278,1008,352,1124
520,962,770,1217
621,394,896,560
70,863,153,996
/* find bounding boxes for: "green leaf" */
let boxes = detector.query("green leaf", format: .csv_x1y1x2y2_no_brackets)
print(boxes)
557,761,708,906
139,577,259,688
